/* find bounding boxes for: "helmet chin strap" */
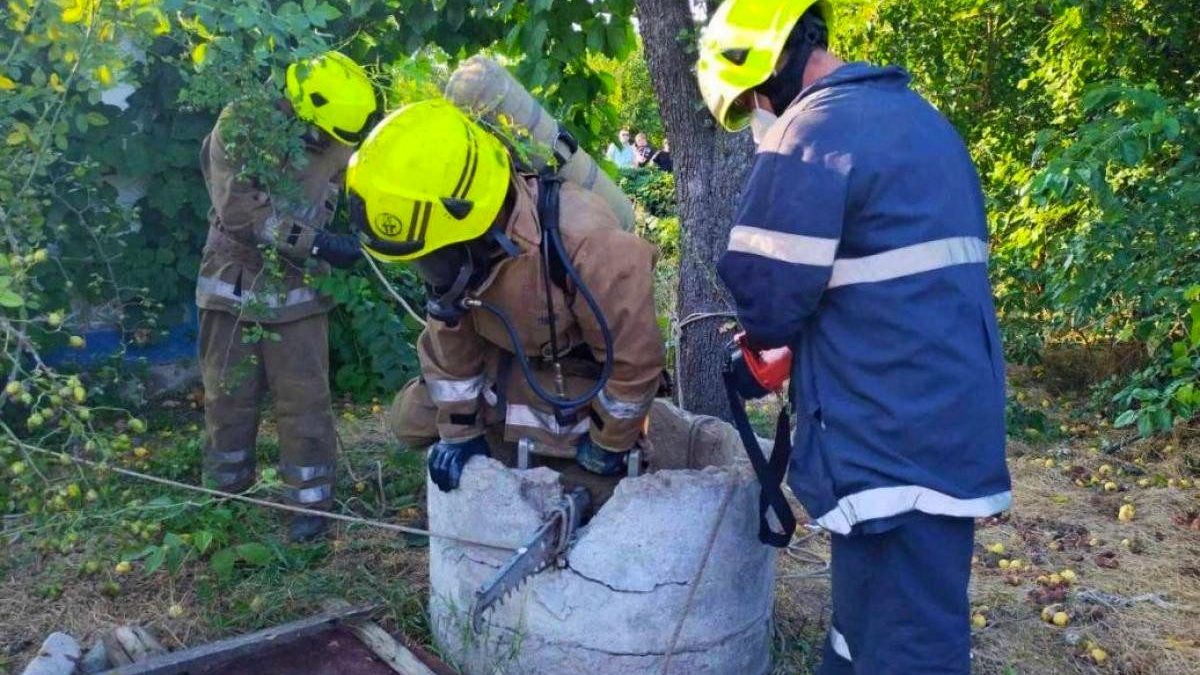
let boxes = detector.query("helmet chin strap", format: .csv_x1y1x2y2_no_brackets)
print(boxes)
423,227,519,327
425,259,476,326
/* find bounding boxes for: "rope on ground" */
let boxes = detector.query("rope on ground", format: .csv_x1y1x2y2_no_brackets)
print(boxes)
19,443,518,552
1075,589,1178,610
661,480,736,674
363,251,428,328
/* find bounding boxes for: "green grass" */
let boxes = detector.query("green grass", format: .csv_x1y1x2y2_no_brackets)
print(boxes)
1,403,433,664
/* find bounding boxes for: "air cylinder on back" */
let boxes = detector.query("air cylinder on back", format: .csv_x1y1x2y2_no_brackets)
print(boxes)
445,56,637,232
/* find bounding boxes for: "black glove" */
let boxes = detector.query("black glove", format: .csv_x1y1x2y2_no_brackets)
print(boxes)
313,231,362,269
427,436,491,492
574,436,629,476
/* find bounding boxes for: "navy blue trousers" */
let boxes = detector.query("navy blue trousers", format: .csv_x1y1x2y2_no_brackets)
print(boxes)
817,513,976,675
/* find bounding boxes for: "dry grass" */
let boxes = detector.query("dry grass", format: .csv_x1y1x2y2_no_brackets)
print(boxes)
4,378,1199,675
771,372,1200,674
970,436,1200,675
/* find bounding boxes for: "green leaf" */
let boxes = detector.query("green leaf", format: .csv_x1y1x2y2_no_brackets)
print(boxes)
586,22,606,52
1113,409,1138,428
145,547,166,574
166,546,186,575
1163,116,1181,140
1120,139,1143,165
193,530,214,554
236,542,272,566
307,2,341,25
0,289,24,308
1136,413,1155,438
525,19,549,54
210,547,236,577
1190,303,1200,347
1153,408,1173,432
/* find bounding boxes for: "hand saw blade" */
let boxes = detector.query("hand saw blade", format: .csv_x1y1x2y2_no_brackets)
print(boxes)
471,517,559,632
470,488,591,632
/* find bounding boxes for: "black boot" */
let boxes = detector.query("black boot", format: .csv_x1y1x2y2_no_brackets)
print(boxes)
288,514,329,543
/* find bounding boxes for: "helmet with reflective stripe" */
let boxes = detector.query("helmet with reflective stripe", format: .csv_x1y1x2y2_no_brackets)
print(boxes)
346,99,513,263
286,51,378,146
697,0,833,131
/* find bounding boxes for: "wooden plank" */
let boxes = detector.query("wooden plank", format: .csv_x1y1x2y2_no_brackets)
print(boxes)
110,604,379,675
321,599,443,675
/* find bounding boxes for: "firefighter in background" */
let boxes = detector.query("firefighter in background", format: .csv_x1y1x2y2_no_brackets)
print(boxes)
698,1,1012,672
197,52,378,542
345,100,664,493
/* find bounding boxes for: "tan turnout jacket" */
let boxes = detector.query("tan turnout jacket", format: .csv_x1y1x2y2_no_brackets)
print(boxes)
196,107,354,324
418,174,665,454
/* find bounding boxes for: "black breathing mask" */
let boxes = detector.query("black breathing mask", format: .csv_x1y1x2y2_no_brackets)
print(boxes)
758,10,829,114
414,238,504,327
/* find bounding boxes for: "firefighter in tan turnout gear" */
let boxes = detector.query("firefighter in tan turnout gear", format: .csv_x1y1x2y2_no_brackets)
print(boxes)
345,100,665,494
197,51,379,541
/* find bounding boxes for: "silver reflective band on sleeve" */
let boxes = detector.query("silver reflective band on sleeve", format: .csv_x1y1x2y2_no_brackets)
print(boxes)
196,276,319,309
281,464,333,483
426,376,487,404
814,486,1013,535
597,391,652,420
288,484,332,505
506,404,590,436
828,236,988,289
830,625,852,662
727,225,839,267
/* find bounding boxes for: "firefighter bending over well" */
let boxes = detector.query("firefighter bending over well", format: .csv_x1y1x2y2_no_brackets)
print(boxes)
197,52,377,541
345,100,665,494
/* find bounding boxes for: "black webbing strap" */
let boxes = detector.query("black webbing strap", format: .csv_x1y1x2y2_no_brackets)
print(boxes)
536,174,570,292
722,369,797,548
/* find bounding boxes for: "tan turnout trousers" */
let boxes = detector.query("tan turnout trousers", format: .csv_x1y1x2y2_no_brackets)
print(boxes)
199,310,336,510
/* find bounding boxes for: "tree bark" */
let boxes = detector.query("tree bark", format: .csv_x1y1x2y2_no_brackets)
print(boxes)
634,0,754,419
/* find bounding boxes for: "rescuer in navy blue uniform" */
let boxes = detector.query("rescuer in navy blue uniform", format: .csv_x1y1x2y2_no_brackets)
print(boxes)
698,2,1012,672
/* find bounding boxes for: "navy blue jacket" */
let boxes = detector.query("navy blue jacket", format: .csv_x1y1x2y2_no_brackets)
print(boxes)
718,63,1012,535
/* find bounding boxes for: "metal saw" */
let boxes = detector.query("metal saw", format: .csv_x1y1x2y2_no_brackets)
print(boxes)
470,486,592,632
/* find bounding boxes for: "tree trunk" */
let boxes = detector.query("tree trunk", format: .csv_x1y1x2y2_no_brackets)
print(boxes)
634,0,754,419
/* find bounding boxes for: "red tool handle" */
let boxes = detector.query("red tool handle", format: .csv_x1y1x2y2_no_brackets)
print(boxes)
734,332,792,393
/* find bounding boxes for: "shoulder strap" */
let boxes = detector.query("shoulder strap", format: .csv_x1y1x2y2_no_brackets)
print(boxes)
536,173,570,293
722,366,797,548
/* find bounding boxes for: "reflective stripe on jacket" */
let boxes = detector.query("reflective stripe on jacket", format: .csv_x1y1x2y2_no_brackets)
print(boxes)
196,106,352,324
417,174,665,454
718,63,1012,535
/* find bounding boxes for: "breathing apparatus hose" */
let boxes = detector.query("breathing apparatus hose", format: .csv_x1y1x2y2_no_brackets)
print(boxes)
465,180,614,416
